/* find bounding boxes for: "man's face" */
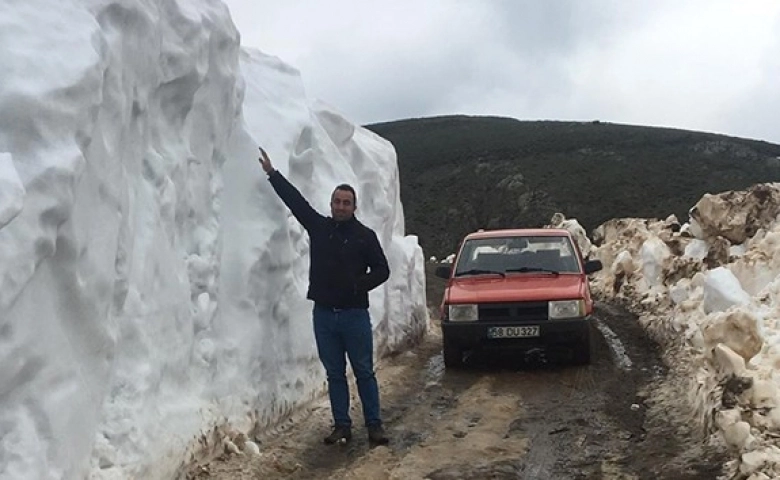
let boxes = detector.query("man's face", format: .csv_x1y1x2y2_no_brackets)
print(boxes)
331,189,356,222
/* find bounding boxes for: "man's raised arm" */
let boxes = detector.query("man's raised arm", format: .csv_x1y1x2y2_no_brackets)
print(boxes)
259,147,323,231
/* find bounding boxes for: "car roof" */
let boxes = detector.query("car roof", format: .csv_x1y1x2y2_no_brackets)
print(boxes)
464,228,572,240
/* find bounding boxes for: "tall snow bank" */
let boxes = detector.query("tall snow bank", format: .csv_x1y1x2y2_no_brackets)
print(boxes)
0,1,426,479
588,183,780,478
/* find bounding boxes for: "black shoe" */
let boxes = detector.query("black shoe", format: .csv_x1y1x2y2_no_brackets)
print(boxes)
324,425,352,445
367,424,389,445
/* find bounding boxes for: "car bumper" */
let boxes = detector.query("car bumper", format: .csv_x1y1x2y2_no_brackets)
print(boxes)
442,316,591,350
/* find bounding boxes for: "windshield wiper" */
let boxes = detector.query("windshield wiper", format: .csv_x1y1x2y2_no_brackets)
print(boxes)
505,267,559,275
454,269,506,278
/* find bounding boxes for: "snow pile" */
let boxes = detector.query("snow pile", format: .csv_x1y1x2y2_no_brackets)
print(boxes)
0,1,425,479
589,183,780,478
549,212,594,258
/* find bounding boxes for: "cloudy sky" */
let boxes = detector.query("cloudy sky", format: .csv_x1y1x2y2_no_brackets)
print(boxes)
223,0,780,144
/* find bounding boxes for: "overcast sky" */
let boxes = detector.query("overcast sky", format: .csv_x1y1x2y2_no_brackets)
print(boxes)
223,0,780,145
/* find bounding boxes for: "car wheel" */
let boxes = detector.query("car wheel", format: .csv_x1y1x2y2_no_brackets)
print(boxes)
572,328,592,365
442,334,463,368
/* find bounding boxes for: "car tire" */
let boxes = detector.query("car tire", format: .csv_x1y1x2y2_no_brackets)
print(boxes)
442,334,463,368
572,327,592,365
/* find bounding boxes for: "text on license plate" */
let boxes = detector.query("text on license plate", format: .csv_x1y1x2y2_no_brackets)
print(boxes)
487,325,540,339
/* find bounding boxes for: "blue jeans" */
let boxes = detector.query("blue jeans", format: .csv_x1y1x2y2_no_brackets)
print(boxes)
313,304,382,427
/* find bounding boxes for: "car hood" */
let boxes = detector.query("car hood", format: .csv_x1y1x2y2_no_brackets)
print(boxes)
446,274,585,304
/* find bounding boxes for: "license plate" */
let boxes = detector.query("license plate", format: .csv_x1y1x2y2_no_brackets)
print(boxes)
487,325,540,339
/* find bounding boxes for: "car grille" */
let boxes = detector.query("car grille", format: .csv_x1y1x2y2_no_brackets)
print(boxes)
478,302,548,323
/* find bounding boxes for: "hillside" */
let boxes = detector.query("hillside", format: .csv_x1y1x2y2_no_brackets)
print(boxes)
366,116,780,258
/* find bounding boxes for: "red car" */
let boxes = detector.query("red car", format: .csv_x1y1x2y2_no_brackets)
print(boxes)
435,228,603,367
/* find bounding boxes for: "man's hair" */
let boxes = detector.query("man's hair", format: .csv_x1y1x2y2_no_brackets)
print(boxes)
333,183,357,206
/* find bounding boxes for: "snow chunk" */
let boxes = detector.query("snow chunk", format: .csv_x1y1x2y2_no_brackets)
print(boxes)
722,421,756,451
683,239,709,260
612,250,636,275
703,267,751,314
549,213,593,257
669,282,689,305
749,380,780,410
716,408,742,429
740,446,780,477
729,229,780,296
691,184,780,244
730,243,747,258
713,343,747,377
702,308,763,362
640,237,671,287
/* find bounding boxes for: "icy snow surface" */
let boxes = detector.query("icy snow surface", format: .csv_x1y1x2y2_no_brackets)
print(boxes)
0,1,425,479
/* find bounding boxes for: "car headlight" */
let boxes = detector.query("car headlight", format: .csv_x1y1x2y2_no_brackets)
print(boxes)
548,299,585,319
448,304,478,322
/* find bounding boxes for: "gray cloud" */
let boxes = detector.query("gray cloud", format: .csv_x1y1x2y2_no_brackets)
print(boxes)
227,0,780,143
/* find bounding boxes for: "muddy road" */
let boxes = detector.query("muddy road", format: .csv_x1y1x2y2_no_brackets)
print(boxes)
188,302,727,480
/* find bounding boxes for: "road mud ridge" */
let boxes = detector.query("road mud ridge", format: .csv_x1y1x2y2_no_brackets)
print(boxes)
187,302,727,480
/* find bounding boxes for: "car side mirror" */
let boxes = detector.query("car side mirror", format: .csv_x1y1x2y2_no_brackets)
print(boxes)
435,265,452,279
584,260,603,275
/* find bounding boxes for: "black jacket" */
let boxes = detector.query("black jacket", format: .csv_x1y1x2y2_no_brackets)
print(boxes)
268,170,390,309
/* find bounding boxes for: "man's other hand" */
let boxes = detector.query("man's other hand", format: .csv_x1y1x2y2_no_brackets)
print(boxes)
259,147,275,174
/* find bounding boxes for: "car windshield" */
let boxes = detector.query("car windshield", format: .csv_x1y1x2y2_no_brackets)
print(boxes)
453,235,581,276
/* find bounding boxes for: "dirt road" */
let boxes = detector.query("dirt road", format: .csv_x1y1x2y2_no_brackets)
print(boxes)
187,301,728,480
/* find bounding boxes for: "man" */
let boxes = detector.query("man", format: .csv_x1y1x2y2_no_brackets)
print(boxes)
258,147,391,446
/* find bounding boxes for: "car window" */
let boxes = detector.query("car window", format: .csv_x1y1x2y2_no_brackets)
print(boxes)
455,235,581,274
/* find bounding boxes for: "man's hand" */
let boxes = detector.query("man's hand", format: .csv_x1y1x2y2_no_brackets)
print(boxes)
259,147,275,174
